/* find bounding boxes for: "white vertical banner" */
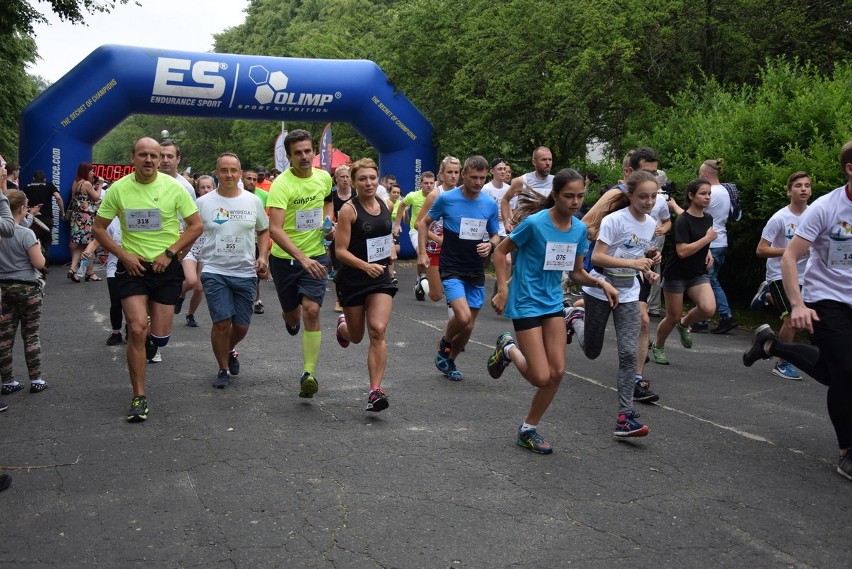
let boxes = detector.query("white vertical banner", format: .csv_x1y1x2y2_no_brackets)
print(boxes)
274,125,289,171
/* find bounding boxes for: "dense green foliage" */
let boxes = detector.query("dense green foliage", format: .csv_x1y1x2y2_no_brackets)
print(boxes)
90,0,851,174
626,61,852,298
0,1,132,159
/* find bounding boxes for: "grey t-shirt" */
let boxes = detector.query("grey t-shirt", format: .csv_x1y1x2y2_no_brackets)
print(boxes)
0,193,16,238
0,225,40,283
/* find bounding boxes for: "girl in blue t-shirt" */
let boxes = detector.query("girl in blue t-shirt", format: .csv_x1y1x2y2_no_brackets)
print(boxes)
489,168,618,454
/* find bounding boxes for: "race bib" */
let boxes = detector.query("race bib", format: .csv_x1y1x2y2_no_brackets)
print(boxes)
295,208,322,231
459,217,487,240
367,234,392,263
126,209,162,231
216,234,245,256
543,242,577,271
607,246,639,278
828,240,852,268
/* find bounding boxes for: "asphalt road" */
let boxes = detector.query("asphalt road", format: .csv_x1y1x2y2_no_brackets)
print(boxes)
1,261,850,568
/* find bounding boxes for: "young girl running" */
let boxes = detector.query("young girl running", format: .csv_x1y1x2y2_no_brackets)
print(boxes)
489,169,617,453
564,170,660,437
334,159,397,412
649,179,717,365
0,190,48,397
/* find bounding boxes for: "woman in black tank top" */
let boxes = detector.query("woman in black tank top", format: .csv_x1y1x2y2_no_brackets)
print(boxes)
333,158,397,412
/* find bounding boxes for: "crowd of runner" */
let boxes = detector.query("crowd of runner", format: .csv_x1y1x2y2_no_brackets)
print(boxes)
1,135,850,485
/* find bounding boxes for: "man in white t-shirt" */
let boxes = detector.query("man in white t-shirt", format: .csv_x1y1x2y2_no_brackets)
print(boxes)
744,140,852,482
159,140,197,199
196,153,269,389
754,171,811,380
482,158,511,238
500,147,554,233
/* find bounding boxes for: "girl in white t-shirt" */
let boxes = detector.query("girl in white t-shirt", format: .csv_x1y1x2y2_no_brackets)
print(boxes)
565,170,660,438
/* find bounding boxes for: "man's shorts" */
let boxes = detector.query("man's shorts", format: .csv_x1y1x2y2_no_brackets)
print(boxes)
768,279,797,318
443,278,485,309
200,272,257,326
408,229,419,254
115,258,184,305
428,252,440,267
270,254,329,313
662,274,710,294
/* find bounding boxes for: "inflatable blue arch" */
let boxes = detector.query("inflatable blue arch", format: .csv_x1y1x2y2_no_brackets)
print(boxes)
19,45,435,262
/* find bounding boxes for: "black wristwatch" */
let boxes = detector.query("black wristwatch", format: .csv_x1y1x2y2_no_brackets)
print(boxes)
164,249,175,260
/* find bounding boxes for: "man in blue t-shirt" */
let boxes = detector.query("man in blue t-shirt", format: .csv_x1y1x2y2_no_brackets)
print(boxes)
417,155,500,381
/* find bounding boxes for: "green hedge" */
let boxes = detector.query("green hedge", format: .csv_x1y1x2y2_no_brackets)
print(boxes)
623,59,852,304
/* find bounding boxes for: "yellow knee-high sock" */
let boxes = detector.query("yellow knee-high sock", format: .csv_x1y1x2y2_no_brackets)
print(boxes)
302,330,321,374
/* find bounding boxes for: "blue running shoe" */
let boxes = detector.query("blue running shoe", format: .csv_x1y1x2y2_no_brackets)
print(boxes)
517,426,553,454
750,281,770,310
772,361,802,380
435,337,453,375
614,411,649,437
445,359,463,381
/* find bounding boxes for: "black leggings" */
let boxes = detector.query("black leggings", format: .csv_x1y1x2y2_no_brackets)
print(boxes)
107,276,123,332
769,300,852,448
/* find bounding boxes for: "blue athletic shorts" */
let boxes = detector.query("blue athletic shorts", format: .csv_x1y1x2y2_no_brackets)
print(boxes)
200,272,258,326
443,278,485,309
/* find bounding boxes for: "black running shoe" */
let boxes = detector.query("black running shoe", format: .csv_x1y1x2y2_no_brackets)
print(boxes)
127,395,149,422
414,277,426,301
366,388,389,412
106,332,123,346
185,314,199,327
213,369,229,389
743,324,776,367
286,320,300,336
711,316,738,335
144,336,158,361
228,349,240,376
633,380,659,403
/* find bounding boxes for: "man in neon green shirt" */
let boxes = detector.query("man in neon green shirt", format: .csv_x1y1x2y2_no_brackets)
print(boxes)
267,129,333,398
93,137,202,422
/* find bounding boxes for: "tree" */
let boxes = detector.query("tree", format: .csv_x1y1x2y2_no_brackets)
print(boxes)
0,1,135,35
1,1,135,158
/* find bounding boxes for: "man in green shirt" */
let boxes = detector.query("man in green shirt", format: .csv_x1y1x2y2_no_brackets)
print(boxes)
267,129,334,398
93,137,202,422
